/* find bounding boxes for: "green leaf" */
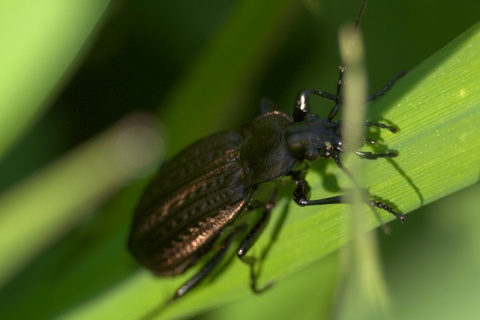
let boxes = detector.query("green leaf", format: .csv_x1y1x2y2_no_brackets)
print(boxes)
0,1,111,159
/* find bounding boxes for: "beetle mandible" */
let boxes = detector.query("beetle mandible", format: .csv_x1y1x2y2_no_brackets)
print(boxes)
128,0,406,300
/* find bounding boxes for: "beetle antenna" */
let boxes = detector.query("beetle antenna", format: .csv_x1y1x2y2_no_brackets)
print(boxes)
346,0,367,63
328,0,367,121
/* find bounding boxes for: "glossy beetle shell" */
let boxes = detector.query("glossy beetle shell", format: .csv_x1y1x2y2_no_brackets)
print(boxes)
128,131,250,276
129,111,304,277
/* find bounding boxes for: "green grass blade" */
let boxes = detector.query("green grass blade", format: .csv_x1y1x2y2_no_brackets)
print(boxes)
0,115,163,287
0,1,111,158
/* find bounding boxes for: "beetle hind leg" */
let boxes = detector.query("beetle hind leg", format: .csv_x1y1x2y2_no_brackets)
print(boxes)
237,193,277,293
239,255,274,294
173,194,277,299
173,229,238,300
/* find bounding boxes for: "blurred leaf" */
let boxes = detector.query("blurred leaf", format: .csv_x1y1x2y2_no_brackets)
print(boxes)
159,0,299,156
0,114,163,287
0,1,111,158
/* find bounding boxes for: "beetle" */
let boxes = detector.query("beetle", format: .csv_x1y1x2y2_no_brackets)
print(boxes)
128,0,406,301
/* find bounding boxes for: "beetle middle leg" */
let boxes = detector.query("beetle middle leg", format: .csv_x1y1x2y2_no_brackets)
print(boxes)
354,150,397,160
364,121,397,133
291,170,405,221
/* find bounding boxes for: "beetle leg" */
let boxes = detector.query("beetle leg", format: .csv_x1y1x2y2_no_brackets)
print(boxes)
291,170,311,206
355,150,397,159
291,171,405,221
237,192,277,293
326,66,346,121
173,229,239,299
367,71,406,101
332,69,405,121
294,70,405,122
294,89,337,122
364,121,397,133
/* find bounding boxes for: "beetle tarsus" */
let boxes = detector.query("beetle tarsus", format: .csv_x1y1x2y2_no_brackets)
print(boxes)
370,200,406,222
355,150,398,159
240,255,274,294
364,121,398,133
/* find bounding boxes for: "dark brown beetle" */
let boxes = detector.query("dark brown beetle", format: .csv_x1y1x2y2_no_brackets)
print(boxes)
128,0,405,300
127,70,406,299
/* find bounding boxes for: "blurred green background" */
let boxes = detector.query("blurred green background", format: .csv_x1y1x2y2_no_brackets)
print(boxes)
0,0,479,319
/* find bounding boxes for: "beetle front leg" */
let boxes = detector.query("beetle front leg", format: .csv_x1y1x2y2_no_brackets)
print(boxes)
364,121,397,133
237,193,277,293
293,90,337,122
367,71,406,101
